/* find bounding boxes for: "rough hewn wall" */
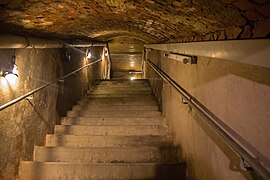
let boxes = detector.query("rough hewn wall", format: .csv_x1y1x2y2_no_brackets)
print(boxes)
145,49,270,179
0,0,269,43
0,47,104,179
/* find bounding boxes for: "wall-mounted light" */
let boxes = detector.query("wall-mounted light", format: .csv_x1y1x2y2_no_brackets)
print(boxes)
1,55,18,77
86,49,92,59
104,49,109,56
130,61,135,67
130,77,135,81
145,48,152,52
164,53,197,64
0,55,19,85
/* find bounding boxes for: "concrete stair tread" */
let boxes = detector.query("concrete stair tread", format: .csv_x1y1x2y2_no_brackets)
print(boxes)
72,105,159,111
19,79,186,179
20,161,185,180
85,96,155,100
89,90,153,93
77,99,157,106
91,90,152,93
61,117,163,126
54,125,167,135
87,94,154,98
34,146,180,163
46,135,173,147
67,110,161,118
92,87,152,90
21,161,183,165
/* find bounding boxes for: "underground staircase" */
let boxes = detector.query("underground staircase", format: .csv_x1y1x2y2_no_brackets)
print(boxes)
19,79,186,179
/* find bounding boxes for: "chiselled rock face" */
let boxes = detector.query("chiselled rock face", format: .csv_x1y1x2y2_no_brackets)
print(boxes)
0,0,269,43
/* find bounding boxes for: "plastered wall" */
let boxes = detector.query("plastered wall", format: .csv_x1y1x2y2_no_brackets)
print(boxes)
145,49,270,180
0,47,104,179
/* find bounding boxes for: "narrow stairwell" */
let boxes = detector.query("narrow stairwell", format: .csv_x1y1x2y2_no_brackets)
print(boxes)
19,79,186,179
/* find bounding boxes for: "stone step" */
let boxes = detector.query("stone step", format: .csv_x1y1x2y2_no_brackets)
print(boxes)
34,146,180,163
96,79,148,82
92,87,152,91
83,96,156,102
78,99,157,106
87,93,153,98
67,110,161,118
97,80,149,84
90,90,152,93
72,105,159,111
61,117,163,126
20,162,185,180
54,125,167,136
90,89,152,93
94,84,150,88
46,135,172,147
93,86,151,90
93,85,151,89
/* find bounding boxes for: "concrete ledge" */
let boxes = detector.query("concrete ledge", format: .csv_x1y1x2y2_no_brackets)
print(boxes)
145,39,270,68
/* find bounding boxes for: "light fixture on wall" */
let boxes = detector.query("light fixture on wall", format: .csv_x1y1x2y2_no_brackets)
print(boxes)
0,54,19,85
164,53,197,64
1,55,18,78
86,49,92,59
104,49,109,57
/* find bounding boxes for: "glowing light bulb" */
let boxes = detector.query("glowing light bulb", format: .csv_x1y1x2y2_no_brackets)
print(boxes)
130,77,135,81
12,65,18,76
5,73,18,86
105,50,109,56
87,52,92,59
0,77,8,90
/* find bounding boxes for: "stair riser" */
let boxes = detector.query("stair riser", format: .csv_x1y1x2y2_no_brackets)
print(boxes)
87,94,153,98
67,110,161,118
54,125,166,136
91,89,152,93
72,105,158,111
61,117,163,126
46,135,172,147
94,85,151,88
96,83,149,85
20,162,185,180
34,147,180,163
86,96,156,100
91,88,152,92
97,80,149,83
78,100,157,106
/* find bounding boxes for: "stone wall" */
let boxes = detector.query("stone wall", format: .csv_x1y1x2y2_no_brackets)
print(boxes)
145,49,270,179
0,47,104,179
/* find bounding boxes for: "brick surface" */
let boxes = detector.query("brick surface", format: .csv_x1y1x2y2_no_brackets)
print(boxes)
0,0,268,43
240,24,253,38
233,0,257,10
257,4,270,17
253,19,270,37
244,9,264,20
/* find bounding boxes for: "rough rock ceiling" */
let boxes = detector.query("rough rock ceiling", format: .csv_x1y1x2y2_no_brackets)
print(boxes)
0,0,269,43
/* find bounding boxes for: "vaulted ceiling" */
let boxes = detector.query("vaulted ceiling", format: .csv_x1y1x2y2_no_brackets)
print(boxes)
0,0,269,43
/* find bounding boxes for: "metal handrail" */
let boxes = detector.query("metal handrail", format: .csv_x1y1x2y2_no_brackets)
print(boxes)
145,58,270,179
0,58,102,111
